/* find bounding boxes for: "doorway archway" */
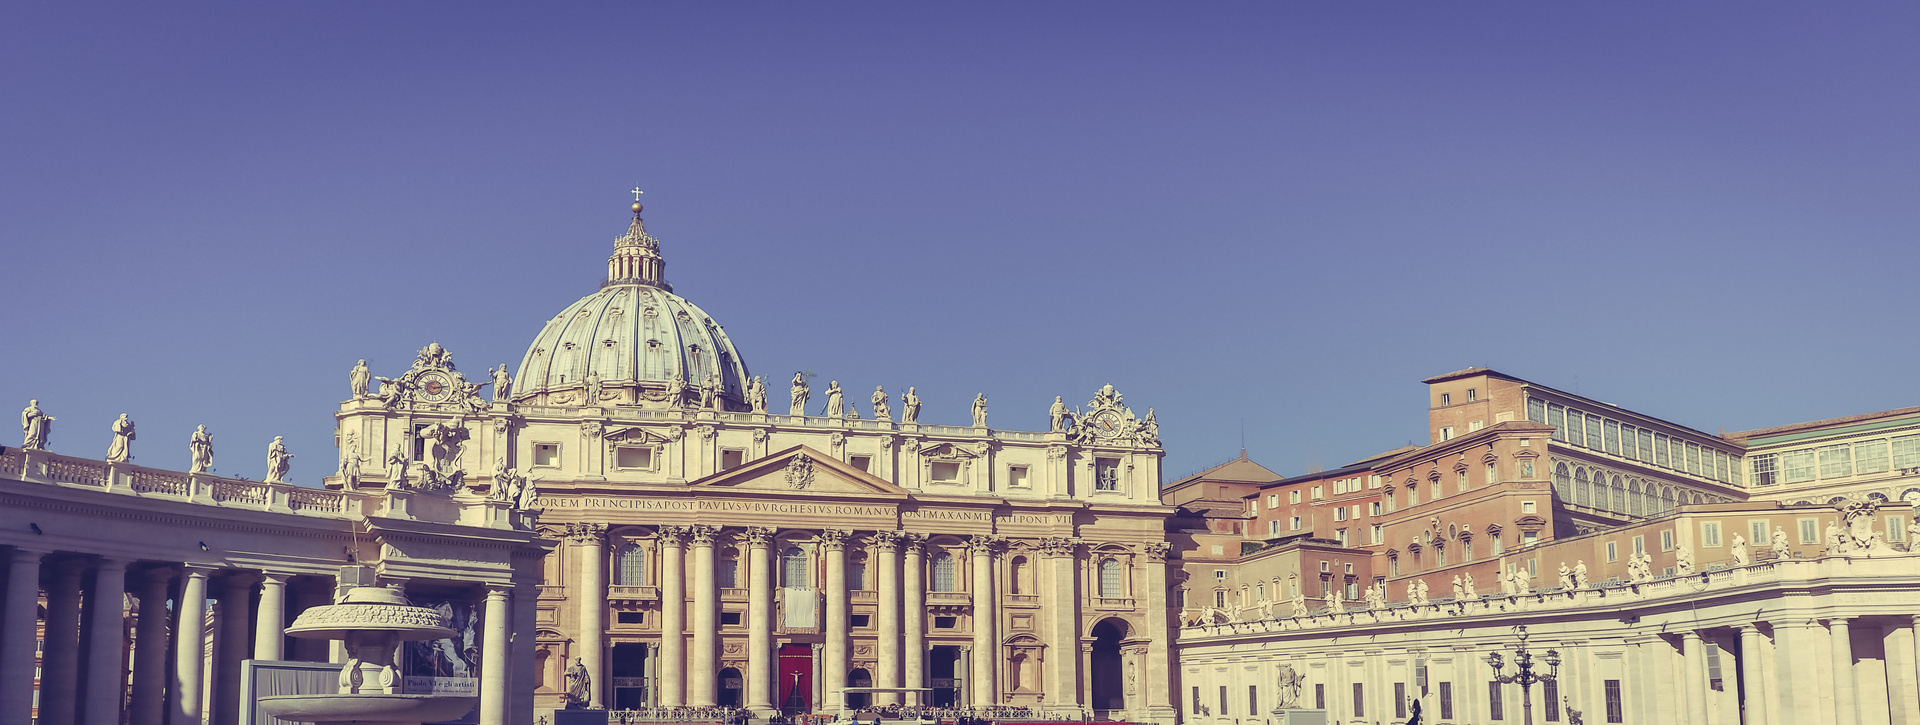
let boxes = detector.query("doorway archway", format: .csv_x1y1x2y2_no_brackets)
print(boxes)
847,668,873,709
718,667,743,708
1090,618,1128,711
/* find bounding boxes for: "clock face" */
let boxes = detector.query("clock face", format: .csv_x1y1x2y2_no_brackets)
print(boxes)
416,371,452,402
1087,409,1125,438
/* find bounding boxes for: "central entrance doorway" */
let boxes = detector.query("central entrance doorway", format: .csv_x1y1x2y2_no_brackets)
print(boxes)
719,667,744,708
612,643,649,710
929,646,961,707
778,643,813,715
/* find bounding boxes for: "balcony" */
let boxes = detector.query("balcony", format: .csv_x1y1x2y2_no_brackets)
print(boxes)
851,590,878,603
926,592,971,605
1092,597,1136,610
607,585,659,602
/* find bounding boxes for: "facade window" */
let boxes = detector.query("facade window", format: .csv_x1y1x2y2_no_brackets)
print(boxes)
1585,414,1605,450
1352,683,1364,717
1370,502,1383,516
1894,434,1920,469
1522,500,1537,514
1463,538,1473,561
617,446,655,469
1395,683,1407,718
1604,680,1624,723
1890,516,1909,542
1799,518,1819,544
1636,429,1655,463
1702,522,1722,547
1604,420,1621,455
1334,507,1348,522
1633,535,1646,556
1214,590,1226,608
1439,682,1454,720
1818,444,1854,479
617,543,648,585
1491,534,1504,555
1390,557,1400,576
1336,529,1348,546
1660,530,1674,551
1605,541,1618,562
1528,398,1548,424
1856,440,1889,474
1442,393,1452,406
1467,388,1478,402
1268,494,1280,508
845,560,864,590
721,448,746,470
1470,420,1484,432
1547,404,1566,441
1311,485,1324,500
1290,516,1302,530
1191,687,1201,714
1489,681,1505,720
1219,686,1229,716
1686,443,1703,476
930,461,962,483
1622,425,1638,460
1371,525,1384,544
1314,683,1325,710
1655,434,1670,468
1544,679,1560,721
1552,464,1571,500
1269,520,1280,537
1457,471,1469,493
1249,686,1258,717
721,556,741,588
782,546,810,588
1099,558,1124,597
1439,426,1455,441
1094,458,1121,491
1567,411,1586,447
1007,464,1029,487
1522,531,1538,547
534,443,560,467
1407,484,1419,506
930,552,956,592
1573,469,1589,507
1291,490,1302,504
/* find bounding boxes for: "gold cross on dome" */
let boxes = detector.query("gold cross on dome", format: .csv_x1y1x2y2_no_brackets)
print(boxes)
631,187,645,202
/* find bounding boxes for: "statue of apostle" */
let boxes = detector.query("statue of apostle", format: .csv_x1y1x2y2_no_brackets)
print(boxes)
349,360,372,399
747,375,768,413
106,413,135,462
871,386,891,422
490,364,514,403
264,436,294,484
824,381,844,418
188,425,214,473
901,387,921,424
789,372,809,416
565,657,591,709
1049,396,1070,432
21,400,54,450
971,393,988,428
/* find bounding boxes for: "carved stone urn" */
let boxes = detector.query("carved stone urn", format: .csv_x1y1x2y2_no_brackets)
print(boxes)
257,586,478,725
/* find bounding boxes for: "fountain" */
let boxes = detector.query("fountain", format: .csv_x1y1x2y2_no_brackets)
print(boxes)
258,585,479,725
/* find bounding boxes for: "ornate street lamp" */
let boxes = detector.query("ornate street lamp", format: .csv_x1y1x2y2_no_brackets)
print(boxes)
1486,625,1560,725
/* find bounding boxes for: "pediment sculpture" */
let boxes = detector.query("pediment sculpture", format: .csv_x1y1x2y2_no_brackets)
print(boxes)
1066,384,1160,447
372,343,490,414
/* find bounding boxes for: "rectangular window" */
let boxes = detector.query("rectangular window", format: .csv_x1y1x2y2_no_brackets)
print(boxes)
1894,434,1920,469
1818,444,1853,479
1395,683,1407,718
1633,535,1646,555
1751,521,1770,549
1890,516,1908,542
1751,454,1778,486
1408,484,1419,506
1249,686,1258,717
618,611,645,624
1799,518,1819,544
1586,414,1605,450
1269,520,1280,537
1716,451,1730,482
930,461,962,483
1442,393,1452,406
1702,521,1722,547
1522,500,1537,514
1268,494,1280,508
1565,410,1585,447
1528,397,1548,423
1661,529,1674,551
1440,426,1455,441
1315,683,1325,709
1604,420,1621,454
1485,462,1496,485
1492,535,1504,556
1470,420,1485,432
1857,440,1890,474
723,611,743,626
1686,443,1702,476
1548,405,1566,441
1655,434,1670,468
1291,490,1302,504
1191,687,1201,714
1371,502,1383,516
1312,485,1324,500
1604,679,1624,723
1522,531,1538,547
1371,525,1384,544
617,446,655,469
1489,681,1505,721
1336,529,1349,546
1334,507,1348,522
1352,683,1364,717
1544,679,1560,721
721,449,746,470
1637,429,1655,463
1468,388,1478,402
1622,425,1638,460
534,443,560,467
1606,541,1618,562
1439,682,1454,720
1007,464,1029,487
1094,458,1120,490
1219,686,1228,716
935,616,956,629
1213,590,1225,608
1782,450,1815,483
1291,516,1302,530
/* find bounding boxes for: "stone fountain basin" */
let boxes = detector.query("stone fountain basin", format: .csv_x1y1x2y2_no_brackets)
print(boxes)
258,693,477,724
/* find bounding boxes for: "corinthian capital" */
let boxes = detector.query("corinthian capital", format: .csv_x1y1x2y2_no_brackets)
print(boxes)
687,524,720,546
744,526,777,548
657,525,689,546
1039,537,1081,559
871,531,901,553
1140,541,1172,562
819,528,851,551
566,522,607,544
967,534,1005,556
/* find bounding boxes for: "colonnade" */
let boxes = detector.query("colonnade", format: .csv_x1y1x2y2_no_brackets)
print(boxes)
0,546,524,725
571,526,1143,715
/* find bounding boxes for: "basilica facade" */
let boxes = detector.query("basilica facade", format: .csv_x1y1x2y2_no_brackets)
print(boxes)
324,202,1180,723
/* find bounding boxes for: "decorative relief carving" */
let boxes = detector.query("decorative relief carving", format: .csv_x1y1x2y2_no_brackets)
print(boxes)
1140,541,1171,562
288,603,450,630
580,421,603,440
1047,445,1068,461
967,534,1005,555
753,429,769,444
784,454,815,491
695,425,717,440
829,432,846,448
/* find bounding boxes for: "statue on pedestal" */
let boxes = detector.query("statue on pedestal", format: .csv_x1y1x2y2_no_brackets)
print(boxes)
1574,560,1589,589
1451,575,1466,601
1675,545,1695,575
350,360,372,399
565,657,591,709
264,436,294,484
584,372,603,406
1557,562,1575,590
789,372,809,416
188,425,214,473
106,414,135,462
386,443,409,487
748,376,768,414
824,381,844,418
666,375,688,409
971,393,988,428
1049,396,1071,433
901,387,921,424
1731,534,1750,565
1771,526,1792,559
20,400,53,450
1462,571,1477,599
1273,664,1305,710
490,364,513,403
872,386,891,422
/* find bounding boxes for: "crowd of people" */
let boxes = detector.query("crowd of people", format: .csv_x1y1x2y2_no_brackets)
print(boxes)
602,705,1090,725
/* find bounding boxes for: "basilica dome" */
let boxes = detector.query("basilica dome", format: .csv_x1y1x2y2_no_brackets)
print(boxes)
512,203,752,409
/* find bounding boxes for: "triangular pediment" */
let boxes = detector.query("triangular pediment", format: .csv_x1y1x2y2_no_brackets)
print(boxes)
688,445,909,497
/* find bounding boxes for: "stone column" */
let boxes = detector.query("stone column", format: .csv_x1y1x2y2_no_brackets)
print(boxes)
1140,542,1174,719
216,573,257,725
1679,630,1708,725
901,535,926,705
83,559,129,725
1831,618,1858,725
129,568,173,725
968,535,998,707
254,573,289,661
1738,625,1768,725
1889,619,1920,725
479,585,512,725
43,559,86,725
690,525,721,707
571,523,609,709
512,576,542,722
1041,537,1079,712
823,529,851,712
875,532,902,705
173,567,212,725
746,527,776,716
1769,621,1818,723
0,548,46,725
660,526,688,708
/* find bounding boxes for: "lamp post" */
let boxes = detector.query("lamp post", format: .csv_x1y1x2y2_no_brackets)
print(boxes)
1486,625,1559,725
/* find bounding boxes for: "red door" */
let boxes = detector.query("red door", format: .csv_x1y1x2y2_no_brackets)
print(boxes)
778,643,814,714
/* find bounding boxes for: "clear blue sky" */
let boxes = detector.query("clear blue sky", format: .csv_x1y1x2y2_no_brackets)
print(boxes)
4,3,1916,482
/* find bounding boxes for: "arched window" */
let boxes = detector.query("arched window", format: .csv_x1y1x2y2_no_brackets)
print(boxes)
931,552,957,592
1574,469,1590,507
1099,558,1124,598
1255,584,1265,601
1609,475,1624,512
1553,464,1571,500
781,546,809,588
847,558,867,590
1626,480,1641,516
617,542,647,586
